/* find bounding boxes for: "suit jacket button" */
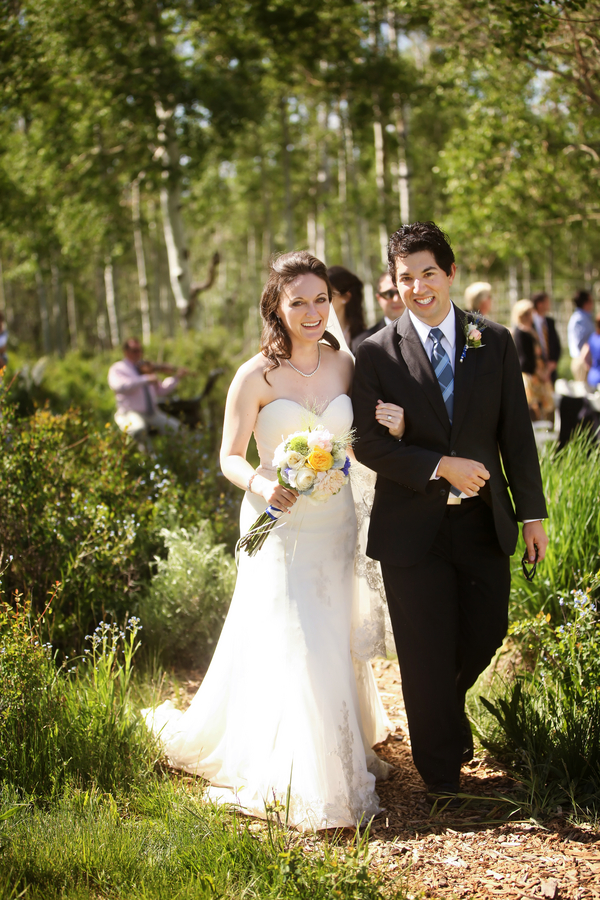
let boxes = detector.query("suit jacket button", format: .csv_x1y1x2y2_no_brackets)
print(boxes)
450,451,457,456
440,488,447,497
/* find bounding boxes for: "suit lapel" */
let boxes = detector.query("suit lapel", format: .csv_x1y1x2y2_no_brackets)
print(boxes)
452,305,478,439
396,314,451,434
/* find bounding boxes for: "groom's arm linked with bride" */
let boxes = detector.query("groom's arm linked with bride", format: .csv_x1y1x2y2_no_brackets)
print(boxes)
352,222,548,802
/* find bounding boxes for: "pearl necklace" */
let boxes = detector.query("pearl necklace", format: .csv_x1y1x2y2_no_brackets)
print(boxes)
286,344,321,378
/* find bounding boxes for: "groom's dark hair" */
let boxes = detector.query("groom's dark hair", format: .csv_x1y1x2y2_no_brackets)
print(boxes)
388,222,455,282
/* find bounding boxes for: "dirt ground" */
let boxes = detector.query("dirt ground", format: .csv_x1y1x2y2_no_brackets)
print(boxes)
166,659,600,899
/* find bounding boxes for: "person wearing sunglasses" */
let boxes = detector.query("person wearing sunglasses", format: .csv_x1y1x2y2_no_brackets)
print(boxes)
351,272,405,354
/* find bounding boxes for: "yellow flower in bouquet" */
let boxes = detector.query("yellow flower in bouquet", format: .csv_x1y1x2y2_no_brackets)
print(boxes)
307,447,333,472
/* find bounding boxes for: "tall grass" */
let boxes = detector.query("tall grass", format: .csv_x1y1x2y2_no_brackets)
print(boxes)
0,783,392,900
510,430,600,621
0,602,156,798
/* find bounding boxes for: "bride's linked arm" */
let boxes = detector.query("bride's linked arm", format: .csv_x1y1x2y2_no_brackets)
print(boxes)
219,361,298,511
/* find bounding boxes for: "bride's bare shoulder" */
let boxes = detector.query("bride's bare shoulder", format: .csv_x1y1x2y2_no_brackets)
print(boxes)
228,352,272,399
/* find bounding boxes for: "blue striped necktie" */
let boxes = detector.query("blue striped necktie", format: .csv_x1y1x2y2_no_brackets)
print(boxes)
429,327,454,423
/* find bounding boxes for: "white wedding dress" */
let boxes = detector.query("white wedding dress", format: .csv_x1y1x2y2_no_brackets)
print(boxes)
143,394,391,831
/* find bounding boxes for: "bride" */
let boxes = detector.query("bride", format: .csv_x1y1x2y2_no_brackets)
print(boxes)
143,251,405,831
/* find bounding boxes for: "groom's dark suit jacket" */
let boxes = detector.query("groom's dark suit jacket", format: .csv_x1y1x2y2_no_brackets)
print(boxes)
352,305,547,567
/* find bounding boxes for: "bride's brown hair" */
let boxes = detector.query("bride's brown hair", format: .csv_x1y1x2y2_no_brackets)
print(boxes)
260,251,340,381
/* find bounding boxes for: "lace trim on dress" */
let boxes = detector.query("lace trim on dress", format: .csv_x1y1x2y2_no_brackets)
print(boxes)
349,461,395,662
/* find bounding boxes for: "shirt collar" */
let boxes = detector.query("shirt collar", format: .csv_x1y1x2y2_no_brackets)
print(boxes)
408,303,456,347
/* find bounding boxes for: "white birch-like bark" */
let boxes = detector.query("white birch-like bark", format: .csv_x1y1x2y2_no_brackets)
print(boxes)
36,266,51,354
155,101,191,322
104,260,120,348
280,98,295,250
132,178,151,344
545,249,554,297
66,281,78,351
307,213,317,256
51,263,65,357
394,99,410,225
508,261,519,307
522,257,531,300
316,102,327,262
372,112,388,266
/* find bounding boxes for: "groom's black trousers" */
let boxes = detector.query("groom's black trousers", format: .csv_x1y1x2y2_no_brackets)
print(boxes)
381,497,510,788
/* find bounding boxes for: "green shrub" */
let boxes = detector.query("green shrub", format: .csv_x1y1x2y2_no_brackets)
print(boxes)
0,603,155,798
139,523,236,666
0,402,170,649
480,584,600,812
510,431,600,621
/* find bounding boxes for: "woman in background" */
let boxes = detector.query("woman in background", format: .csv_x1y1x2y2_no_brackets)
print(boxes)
511,299,554,422
327,266,366,349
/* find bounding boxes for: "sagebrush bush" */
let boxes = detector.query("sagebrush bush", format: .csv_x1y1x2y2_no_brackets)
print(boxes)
0,602,155,798
139,523,236,665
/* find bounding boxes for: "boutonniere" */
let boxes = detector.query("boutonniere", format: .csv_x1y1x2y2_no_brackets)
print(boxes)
459,313,488,363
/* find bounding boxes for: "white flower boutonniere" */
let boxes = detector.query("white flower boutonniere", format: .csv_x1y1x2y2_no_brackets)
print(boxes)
459,313,488,363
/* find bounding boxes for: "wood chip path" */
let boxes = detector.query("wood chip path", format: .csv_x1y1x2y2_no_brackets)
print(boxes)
166,659,599,899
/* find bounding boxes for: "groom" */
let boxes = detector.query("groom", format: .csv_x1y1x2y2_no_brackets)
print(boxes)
353,222,548,800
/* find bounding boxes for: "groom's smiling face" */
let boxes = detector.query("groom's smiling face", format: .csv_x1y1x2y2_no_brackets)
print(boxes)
394,250,456,326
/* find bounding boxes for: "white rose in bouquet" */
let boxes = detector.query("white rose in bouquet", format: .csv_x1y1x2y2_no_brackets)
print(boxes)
283,449,306,470
289,466,317,492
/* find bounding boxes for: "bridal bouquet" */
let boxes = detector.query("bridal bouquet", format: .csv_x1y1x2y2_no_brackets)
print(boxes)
238,424,353,557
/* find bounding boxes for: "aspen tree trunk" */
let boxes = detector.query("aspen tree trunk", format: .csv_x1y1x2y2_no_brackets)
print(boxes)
522,258,531,300
155,101,191,325
545,248,554,298
104,260,120,348
66,281,78,351
280,98,295,249
337,105,352,269
387,8,411,225
394,99,410,225
508,262,519,307
316,102,327,262
51,263,65,357
36,267,51,354
132,178,151,344
261,155,274,270
372,106,388,267
147,198,162,332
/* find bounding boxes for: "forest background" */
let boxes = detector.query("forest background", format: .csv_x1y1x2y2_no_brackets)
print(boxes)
1,0,600,356
1,6,600,897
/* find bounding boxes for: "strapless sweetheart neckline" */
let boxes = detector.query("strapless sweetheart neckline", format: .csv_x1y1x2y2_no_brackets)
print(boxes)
259,394,351,416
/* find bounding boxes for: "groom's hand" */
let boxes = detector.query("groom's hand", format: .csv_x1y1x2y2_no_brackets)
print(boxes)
437,457,490,496
522,520,548,562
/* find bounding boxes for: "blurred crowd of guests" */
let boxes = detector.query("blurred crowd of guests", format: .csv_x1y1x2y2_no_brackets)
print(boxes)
100,266,597,440
324,267,598,426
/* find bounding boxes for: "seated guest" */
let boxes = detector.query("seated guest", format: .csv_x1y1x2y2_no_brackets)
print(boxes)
568,290,594,381
327,266,366,348
351,271,404,354
512,299,554,422
531,291,561,384
582,314,600,390
463,281,493,317
108,338,186,448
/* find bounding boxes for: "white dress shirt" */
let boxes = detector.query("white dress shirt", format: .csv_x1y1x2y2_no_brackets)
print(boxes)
407,306,540,521
108,358,179,415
